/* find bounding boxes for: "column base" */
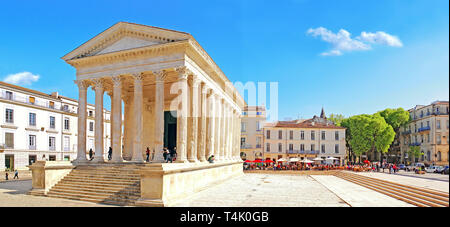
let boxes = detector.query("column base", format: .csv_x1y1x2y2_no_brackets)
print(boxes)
175,159,189,163
91,156,105,163
72,159,89,165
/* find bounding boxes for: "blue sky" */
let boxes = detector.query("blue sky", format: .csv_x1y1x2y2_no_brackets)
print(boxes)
0,0,448,121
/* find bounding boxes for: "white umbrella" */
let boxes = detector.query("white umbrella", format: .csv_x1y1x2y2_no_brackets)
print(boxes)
289,158,300,162
326,157,338,160
277,158,287,162
300,158,314,163
313,157,324,161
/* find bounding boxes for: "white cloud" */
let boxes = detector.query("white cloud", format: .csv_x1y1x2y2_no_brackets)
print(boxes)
307,27,403,56
358,31,403,47
3,72,40,85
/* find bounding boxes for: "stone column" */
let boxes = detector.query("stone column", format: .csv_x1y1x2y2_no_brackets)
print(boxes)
92,78,105,163
131,73,145,163
107,90,114,160
198,83,208,162
74,80,88,163
214,94,222,161
175,67,189,163
153,70,166,162
122,91,134,161
231,109,237,161
206,90,215,160
219,98,226,161
224,103,230,160
111,76,123,163
235,111,241,160
188,76,200,163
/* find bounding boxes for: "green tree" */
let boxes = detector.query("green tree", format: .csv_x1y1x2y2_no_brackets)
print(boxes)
328,114,346,126
408,146,423,158
378,108,410,131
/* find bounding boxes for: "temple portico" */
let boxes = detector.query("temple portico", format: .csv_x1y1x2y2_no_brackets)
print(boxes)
28,22,247,206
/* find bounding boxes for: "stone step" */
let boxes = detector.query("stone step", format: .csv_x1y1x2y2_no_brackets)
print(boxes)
52,185,140,194
54,181,140,190
48,189,140,199
47,193,138,206
60,176,139,184
65,174,140,180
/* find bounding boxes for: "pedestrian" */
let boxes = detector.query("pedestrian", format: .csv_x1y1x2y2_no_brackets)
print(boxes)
42,154,47,161
89,148,94,161
208,155,215,163
13,169,19,179
5,172,8,181
146,147,150,162
163,148,169,162
169,147,177,163
108,147,112,160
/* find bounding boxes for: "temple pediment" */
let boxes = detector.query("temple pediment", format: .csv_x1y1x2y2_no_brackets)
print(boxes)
62,22,192,60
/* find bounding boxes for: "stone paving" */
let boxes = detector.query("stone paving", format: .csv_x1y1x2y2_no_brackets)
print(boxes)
352,171,449,193
174,173,349,207
0,180,112,207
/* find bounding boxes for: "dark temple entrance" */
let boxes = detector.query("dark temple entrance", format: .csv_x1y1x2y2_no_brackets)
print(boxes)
164,111,177,151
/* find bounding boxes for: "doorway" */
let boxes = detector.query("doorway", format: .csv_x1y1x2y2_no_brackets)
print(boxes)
5,154,14,170
164,111,177,151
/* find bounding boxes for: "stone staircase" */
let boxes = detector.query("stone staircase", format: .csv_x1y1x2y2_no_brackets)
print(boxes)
46,164,142,206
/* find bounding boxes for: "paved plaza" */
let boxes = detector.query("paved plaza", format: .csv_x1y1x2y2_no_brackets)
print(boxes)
0,172,447,207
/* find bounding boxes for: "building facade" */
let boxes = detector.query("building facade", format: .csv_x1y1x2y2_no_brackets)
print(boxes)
399,101,449,165
263,110,347,165
0,81,111,170
240,106,266,160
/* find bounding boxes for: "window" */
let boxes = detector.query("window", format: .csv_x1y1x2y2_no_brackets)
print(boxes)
29,155,37,166
427,121,430,127
426,151,431,161
427,134,430,143
311,144,315,151
321,144,325,153
300,131,305,140
256,121,261,131
89,122,94,131
300,144,305,151
240,137,246,147
5,91,13,100
29,135,36,150
266,130,271,139
321,131,326,140
64,118,70,130
49,101,55,109
49,136,56,150
266,143,270,152
278,130,282,139
289,130,293,140
278,143,282,152
311,131,315,140
5,108,13,123
437,151,442,161
289,144,293,151
437,120,441,129
256,137,261,148
88,111,93,117
420,122,423,128
335,131,339,140
29,113,36,126
49,155,56,161
5,132,14,149
63,105,69,111
64,136,70,151
64,155,70,161
241,122,246,132
49,116,56,129
437,135,441,144
421,135,424,143
335,144,339,154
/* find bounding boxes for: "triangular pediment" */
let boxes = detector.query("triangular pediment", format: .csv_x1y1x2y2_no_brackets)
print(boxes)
62,22,192,60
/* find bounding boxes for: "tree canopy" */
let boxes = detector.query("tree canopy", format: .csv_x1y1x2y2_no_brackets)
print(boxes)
328,113,345,126
377,108,410,131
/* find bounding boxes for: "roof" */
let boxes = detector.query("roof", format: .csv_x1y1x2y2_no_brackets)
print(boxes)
265,118,345,129
0,81,59,100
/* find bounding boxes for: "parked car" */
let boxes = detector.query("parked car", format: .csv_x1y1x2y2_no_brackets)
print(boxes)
425,166,439,173
435,166,446,174
442,166,449,175
398,164,406,170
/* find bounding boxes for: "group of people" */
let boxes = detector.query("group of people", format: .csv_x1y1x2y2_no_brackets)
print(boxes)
243,162,341,171
4,169,19,181
345,162,399,174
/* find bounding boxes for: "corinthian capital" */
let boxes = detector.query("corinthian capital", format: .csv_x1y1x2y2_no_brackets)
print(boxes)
132,72,145,81
91,78,105,89
74,80,90,90
111,76,123,87
154,70,168,82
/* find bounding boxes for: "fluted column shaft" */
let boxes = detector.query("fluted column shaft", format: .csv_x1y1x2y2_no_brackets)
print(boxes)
198,84,208,162
224,104,231,160
132,73,145,163
214,95,222,160
176,68,189,163
75,80,88,163
188,77,200,162
92,79,105,163
219,99,226,161
123,94,134,161
111,76,123,162
206,90,216,159
154,71,166,162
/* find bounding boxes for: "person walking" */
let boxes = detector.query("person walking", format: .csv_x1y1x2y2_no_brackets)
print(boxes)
89,148,94,161
108,147,112,161
146,147,150,162
163,148,169,162
13,169,19,179
5,172,8,181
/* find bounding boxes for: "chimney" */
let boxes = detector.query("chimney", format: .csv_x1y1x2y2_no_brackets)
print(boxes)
51,92,59,98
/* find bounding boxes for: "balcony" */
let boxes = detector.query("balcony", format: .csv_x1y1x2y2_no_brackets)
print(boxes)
417,126,431,132
240,144,253,149
402,130,411,135
286,150,319,154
